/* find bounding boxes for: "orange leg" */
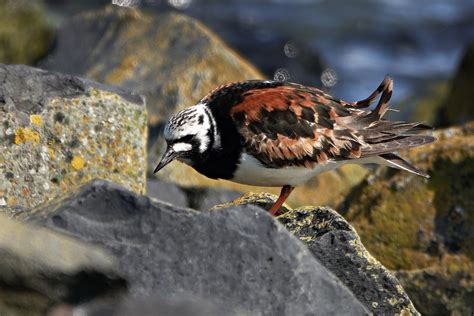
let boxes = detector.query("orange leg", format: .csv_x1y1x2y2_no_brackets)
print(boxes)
269,185,295,216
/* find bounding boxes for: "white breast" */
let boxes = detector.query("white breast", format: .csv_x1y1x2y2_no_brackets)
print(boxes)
231,153,345,187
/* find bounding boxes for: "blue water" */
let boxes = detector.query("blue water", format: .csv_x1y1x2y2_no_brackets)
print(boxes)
181,0,474,119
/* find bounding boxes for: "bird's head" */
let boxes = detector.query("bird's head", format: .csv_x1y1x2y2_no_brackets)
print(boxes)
153,103,219,173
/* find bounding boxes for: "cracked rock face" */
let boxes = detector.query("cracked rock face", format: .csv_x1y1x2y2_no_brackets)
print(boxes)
0,64,147,214
22,180,368,316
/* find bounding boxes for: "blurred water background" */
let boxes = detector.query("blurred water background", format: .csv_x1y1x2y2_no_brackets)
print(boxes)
45,0,474,120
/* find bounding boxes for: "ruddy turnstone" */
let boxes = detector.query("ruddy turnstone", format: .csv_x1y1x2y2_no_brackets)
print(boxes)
154,77,435,215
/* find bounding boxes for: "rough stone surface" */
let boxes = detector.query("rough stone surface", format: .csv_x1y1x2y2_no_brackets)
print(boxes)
214,193,419,315
437,41,474,126
340,122,474,314
0,213,126,316
39,5,367,208
146,179,188,209
0,0,53,65
182,186,242,211
22,180,368,316
0,64,147,214
78,295,235,316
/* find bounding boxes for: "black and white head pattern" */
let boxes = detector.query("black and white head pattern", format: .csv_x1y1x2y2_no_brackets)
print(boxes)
163,103,220,162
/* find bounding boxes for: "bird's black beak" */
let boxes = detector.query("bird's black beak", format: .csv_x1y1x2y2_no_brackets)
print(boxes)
153,146,177,174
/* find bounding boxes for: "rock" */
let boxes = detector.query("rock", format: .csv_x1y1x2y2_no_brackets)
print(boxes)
395,80,449,126
39,5,367,208
146,179,188,209
0,64,147,215
22,179,368,315
437,41,474,126
181,186,242,211
396,268,474,316
146,178,242,211
214,193,419,315
40,5,263,127
341,122,474,313
0,0,53,65
0,213,126,316
77,295,235,316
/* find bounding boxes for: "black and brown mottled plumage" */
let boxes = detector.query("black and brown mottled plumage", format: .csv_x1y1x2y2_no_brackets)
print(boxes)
154,77,436,215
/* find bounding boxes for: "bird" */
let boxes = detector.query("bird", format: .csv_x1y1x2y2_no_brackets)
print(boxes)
154,77,436,215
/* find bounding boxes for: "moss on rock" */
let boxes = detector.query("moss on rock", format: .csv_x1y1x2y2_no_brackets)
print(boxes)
0,0,54,65
341,122,474,313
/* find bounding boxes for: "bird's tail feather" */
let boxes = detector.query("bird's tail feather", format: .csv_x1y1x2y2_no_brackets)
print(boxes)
379,153,430,178
361,135,436,157
351,76,392,108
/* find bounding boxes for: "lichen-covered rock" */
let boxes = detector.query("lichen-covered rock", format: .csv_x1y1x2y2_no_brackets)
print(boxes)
0,64,147,214
214,192,419,315
0,213,126,316
341,122,474,313
0,0,53,65
39,5,367,208
437,41,474,126
41,5,263,126
22,179,368,315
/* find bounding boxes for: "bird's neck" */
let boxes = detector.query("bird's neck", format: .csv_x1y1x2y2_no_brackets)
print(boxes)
190,104,244,180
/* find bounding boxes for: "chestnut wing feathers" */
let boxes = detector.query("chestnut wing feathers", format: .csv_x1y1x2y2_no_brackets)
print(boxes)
230,77,435,169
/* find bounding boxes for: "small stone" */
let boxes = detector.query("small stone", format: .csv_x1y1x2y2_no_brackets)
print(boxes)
0,198,6,207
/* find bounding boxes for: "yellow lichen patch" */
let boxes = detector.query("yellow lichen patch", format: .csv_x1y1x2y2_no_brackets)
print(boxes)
48,147,55,159
14,127,40,145
106,55,138,84
30,114,43,126
71,156,85,171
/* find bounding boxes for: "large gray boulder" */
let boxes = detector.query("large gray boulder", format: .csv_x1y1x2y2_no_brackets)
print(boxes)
0,213,126,316
0,64,147,215
213,192,420,315
22,180,368,316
